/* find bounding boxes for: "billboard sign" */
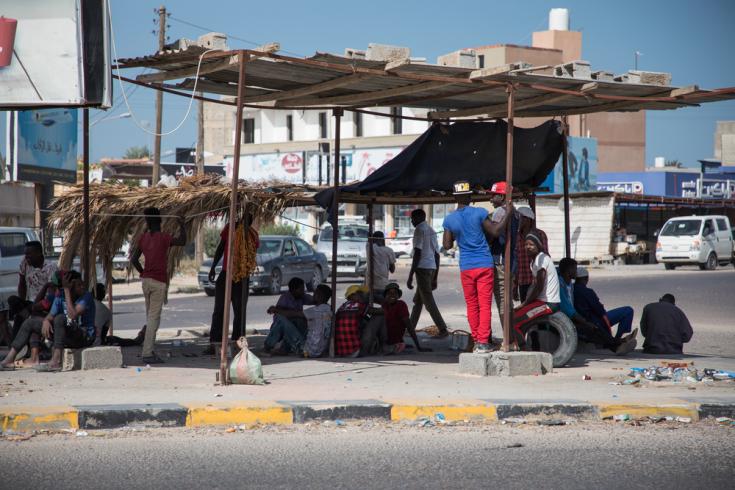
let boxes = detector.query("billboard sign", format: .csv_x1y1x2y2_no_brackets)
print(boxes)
540,136,598,194
0,0,111,108
16,108,78,184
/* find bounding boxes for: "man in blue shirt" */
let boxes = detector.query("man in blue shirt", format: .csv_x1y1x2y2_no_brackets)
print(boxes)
443,181,511,354
1,270,95,372
574,267,634,340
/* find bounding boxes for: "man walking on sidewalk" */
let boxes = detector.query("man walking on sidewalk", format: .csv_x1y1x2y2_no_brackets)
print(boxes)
443,181,512,353
131,208,187,364
407,208,448,337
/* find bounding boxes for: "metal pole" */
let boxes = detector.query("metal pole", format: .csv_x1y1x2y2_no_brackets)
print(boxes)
367,202,374,304
502,85,514,353
152,5,166,186
106,260,114,337
83,109,91,291
195,95,205,268
561,116,572,259
328,108,343,357
218,51,247,385
529,191,537,220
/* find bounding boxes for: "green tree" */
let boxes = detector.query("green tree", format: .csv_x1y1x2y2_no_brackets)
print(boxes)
124,145,151,159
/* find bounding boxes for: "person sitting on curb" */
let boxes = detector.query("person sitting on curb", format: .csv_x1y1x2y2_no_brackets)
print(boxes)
640,293,693,355
263,277,314,354
94,283,112,346
1,270,95,372
382,283,431,354
557,258,637,356
334,285,384,357
573,267,634,340
263,284,332,357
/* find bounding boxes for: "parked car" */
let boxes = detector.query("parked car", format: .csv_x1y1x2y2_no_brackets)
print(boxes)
198,235,330,296
0,227,41,309
656,215,734,270
314,219,368,277
390,235,413,258
112,241,130,271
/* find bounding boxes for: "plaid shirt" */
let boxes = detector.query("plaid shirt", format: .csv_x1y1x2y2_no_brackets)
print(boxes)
334,301,367,356
516,228,548,286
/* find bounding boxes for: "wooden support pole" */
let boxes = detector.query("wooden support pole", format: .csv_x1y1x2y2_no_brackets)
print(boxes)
83,109,91,291
502,85,515,353
152,5,166,187
367,202,375,305
106,259,114,337
218,51,247,385
561,116,572,258
329,108,343,357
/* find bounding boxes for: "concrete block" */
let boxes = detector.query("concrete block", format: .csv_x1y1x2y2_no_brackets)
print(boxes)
488,352,553,377
62,349,81,372
627,70,672,86
458,353,490,376
80,346,123,370
554,60,591,79
366,43,410,62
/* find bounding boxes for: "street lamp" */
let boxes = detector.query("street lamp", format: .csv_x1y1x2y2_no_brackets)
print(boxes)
90,112,131,127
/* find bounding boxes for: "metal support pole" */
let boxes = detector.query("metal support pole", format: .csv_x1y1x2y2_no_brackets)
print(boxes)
106,260,114,337
218,52,247,385
329,108,343,357
195,95,205,268
561,116,572,259
367,202,375,304
83,109,91,291
502,85,515,353
529,191,537,221
152,5,166,186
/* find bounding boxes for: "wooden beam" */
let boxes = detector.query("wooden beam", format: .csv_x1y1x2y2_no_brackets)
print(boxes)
671,85,699,97
137,55,239,83
244,73,365,103
470,63,530,80
278,80,451,107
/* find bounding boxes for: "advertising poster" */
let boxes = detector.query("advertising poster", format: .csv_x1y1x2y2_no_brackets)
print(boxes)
16,108,78,183
540,136,598,194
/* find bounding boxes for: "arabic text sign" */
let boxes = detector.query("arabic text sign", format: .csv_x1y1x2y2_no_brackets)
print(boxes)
17,109,78,184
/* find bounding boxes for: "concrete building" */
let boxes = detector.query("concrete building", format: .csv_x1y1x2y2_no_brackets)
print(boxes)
714,121,735,164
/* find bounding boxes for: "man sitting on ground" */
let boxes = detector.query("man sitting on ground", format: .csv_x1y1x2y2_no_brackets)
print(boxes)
382,283,430,354
334,285,384,357
1,270,95,372
514,207,548,302
640,293,693,355
94,283,112,346
366,231,396,303
264,284,332,357
573,267,634,339
264,277,313,354
557,258,636,356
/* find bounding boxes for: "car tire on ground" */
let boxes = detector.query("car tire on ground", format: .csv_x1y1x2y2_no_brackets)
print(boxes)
700,252,717,271
522,312,578,368
204,288,215,297
307,266,323,292
664,263,677,270
270,268,282,295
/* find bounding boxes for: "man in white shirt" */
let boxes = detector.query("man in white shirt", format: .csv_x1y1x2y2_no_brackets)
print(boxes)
407,208,448,336
366,231,396,303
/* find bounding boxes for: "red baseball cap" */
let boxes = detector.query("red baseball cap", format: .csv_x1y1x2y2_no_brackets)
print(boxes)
488,181,510,195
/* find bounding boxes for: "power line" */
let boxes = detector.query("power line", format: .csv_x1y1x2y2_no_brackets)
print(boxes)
168,15,306,58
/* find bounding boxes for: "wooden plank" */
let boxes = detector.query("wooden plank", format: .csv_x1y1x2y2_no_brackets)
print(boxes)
671,85,699,97
470,63,530,80
243,73,366,103
137,55,239,83
278,80,452,107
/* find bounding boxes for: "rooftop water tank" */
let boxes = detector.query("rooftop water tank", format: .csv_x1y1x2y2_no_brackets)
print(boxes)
549,8,569,31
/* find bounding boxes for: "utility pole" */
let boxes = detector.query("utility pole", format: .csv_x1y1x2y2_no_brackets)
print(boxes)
152,5,167,186
195,95,205,266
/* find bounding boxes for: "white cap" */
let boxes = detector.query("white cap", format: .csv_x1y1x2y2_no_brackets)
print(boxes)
517,206,535,220
576,267,589,278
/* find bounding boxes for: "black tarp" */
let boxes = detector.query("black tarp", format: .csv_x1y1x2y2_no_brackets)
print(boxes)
315,120,564,217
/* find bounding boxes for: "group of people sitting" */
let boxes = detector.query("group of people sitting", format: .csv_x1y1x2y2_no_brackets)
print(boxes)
261,277,429,358
0,241,113,371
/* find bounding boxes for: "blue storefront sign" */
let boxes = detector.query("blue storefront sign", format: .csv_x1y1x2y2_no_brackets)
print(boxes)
597,171,734,199
16,108,78,184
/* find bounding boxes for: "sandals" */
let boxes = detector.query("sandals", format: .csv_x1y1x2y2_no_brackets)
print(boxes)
34,364,62,372
0,364,15,371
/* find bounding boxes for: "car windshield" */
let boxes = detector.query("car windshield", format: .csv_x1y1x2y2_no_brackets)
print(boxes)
257,239,282,255
660,220,702,237
319,225,369,242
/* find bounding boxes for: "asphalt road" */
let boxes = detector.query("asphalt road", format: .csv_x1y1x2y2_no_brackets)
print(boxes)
2,423,733,489
113,265,735,355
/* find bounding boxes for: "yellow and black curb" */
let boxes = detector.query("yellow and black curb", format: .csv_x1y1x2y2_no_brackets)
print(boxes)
1,400,733,433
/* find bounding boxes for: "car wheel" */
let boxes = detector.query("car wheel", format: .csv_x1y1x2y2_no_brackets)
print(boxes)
701,252,717,271
522,312,578,368
664,263,676,270
307,266,323,292
270,269,282,295
204,288,215,297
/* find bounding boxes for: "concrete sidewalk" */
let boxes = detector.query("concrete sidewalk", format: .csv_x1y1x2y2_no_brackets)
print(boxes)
2,331,733,432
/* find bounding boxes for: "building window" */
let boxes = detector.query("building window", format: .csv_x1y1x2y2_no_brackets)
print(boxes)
319,112,328,139
286,114,293,141
241,118,255,144
354,112,363,137
478,54,485,69
391,107,402,135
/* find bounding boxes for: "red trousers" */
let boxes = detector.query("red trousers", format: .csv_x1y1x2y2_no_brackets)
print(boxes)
460,267,494,344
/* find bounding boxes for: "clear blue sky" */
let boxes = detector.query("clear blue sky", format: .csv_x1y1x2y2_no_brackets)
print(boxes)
4,0,735,168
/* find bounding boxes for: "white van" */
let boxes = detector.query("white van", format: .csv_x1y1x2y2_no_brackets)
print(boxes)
314,218,368,277
0,227,41,309
656,215,734,270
